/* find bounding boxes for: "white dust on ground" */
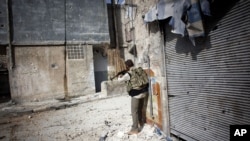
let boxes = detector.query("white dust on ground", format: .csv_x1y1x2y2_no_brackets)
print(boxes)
0,95,167,141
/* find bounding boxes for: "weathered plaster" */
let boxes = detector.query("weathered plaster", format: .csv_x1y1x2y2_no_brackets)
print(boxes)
67,45,95,97
116,0,169,134
10,46,65,102
9,45,96,102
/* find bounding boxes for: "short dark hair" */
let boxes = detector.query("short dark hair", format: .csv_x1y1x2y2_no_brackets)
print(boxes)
125,59,134,68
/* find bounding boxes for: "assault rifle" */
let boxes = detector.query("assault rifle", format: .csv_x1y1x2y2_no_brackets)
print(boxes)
110,70,128,81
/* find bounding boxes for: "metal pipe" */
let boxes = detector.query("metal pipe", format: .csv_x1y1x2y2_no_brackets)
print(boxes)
6,0,15,69
63,0,69,100
111,0,119,49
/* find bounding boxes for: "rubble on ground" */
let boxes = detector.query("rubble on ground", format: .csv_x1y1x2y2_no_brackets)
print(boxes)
0,95,173,141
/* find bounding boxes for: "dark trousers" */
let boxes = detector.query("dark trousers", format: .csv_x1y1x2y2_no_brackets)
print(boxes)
131,94,148,131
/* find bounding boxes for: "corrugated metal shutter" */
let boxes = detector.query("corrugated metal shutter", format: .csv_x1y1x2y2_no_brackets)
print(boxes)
165,0,250,141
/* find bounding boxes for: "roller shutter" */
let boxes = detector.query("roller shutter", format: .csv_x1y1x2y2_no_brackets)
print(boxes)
165,0,250,141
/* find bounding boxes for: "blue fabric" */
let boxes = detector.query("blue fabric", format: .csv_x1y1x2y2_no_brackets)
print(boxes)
200,0,211,16
144,0,210,46
187,3,202,23
169,0,191,36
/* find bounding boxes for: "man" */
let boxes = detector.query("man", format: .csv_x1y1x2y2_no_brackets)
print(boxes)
118,59,149,135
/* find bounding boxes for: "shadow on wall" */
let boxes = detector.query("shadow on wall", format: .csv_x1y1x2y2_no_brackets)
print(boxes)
146,17,211,61
175,36,211,60
158,18,211,60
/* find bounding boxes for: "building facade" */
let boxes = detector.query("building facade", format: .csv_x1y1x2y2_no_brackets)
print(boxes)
0,0,110,102
115,0,250,140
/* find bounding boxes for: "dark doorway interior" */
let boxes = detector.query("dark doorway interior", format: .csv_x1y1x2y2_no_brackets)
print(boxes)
93,46,108,92
0,46,11,103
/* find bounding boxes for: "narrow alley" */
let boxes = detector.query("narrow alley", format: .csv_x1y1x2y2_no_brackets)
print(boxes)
0,0,249,141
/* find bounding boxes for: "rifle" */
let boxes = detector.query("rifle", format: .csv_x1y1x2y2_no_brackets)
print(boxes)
110,70,128,81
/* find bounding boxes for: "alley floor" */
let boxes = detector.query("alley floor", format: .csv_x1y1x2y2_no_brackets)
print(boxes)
0,95,172,141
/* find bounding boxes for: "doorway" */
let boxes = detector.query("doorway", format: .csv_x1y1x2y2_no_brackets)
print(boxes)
93,46,108,92
0,46,11,103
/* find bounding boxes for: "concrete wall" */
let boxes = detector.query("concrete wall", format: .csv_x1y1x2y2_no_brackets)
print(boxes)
67,45,95,97
2,0,109,102
101,80,127,97
10,46,65,102
9,45,95,102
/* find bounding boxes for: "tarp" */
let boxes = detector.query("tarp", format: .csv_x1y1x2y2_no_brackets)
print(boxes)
144,0,174,22
144,0,211,46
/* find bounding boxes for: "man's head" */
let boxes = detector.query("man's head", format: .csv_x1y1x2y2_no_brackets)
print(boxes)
125,59,134,70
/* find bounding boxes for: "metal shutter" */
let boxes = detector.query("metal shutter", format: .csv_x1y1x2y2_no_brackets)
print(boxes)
165,0,250,141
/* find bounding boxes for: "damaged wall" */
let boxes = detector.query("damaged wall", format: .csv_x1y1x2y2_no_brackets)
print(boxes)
10,45,96,102
67,45,95,97
2,0,109,102
10,46,66,102
115,0,168,133
130,0,249,141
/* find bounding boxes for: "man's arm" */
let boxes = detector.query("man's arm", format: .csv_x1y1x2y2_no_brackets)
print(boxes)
118,73,130,82
110,70,128,81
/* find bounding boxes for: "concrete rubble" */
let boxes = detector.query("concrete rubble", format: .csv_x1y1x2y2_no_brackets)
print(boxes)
0,93,174,141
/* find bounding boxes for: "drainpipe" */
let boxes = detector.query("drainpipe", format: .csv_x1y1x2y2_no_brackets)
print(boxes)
111,0,119,49
130,0,137,62
6,0,14,69
6,0,15,101
63,0,69,100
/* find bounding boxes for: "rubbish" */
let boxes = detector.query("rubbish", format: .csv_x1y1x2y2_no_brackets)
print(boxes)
154,126,162,136
104,120,111,127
